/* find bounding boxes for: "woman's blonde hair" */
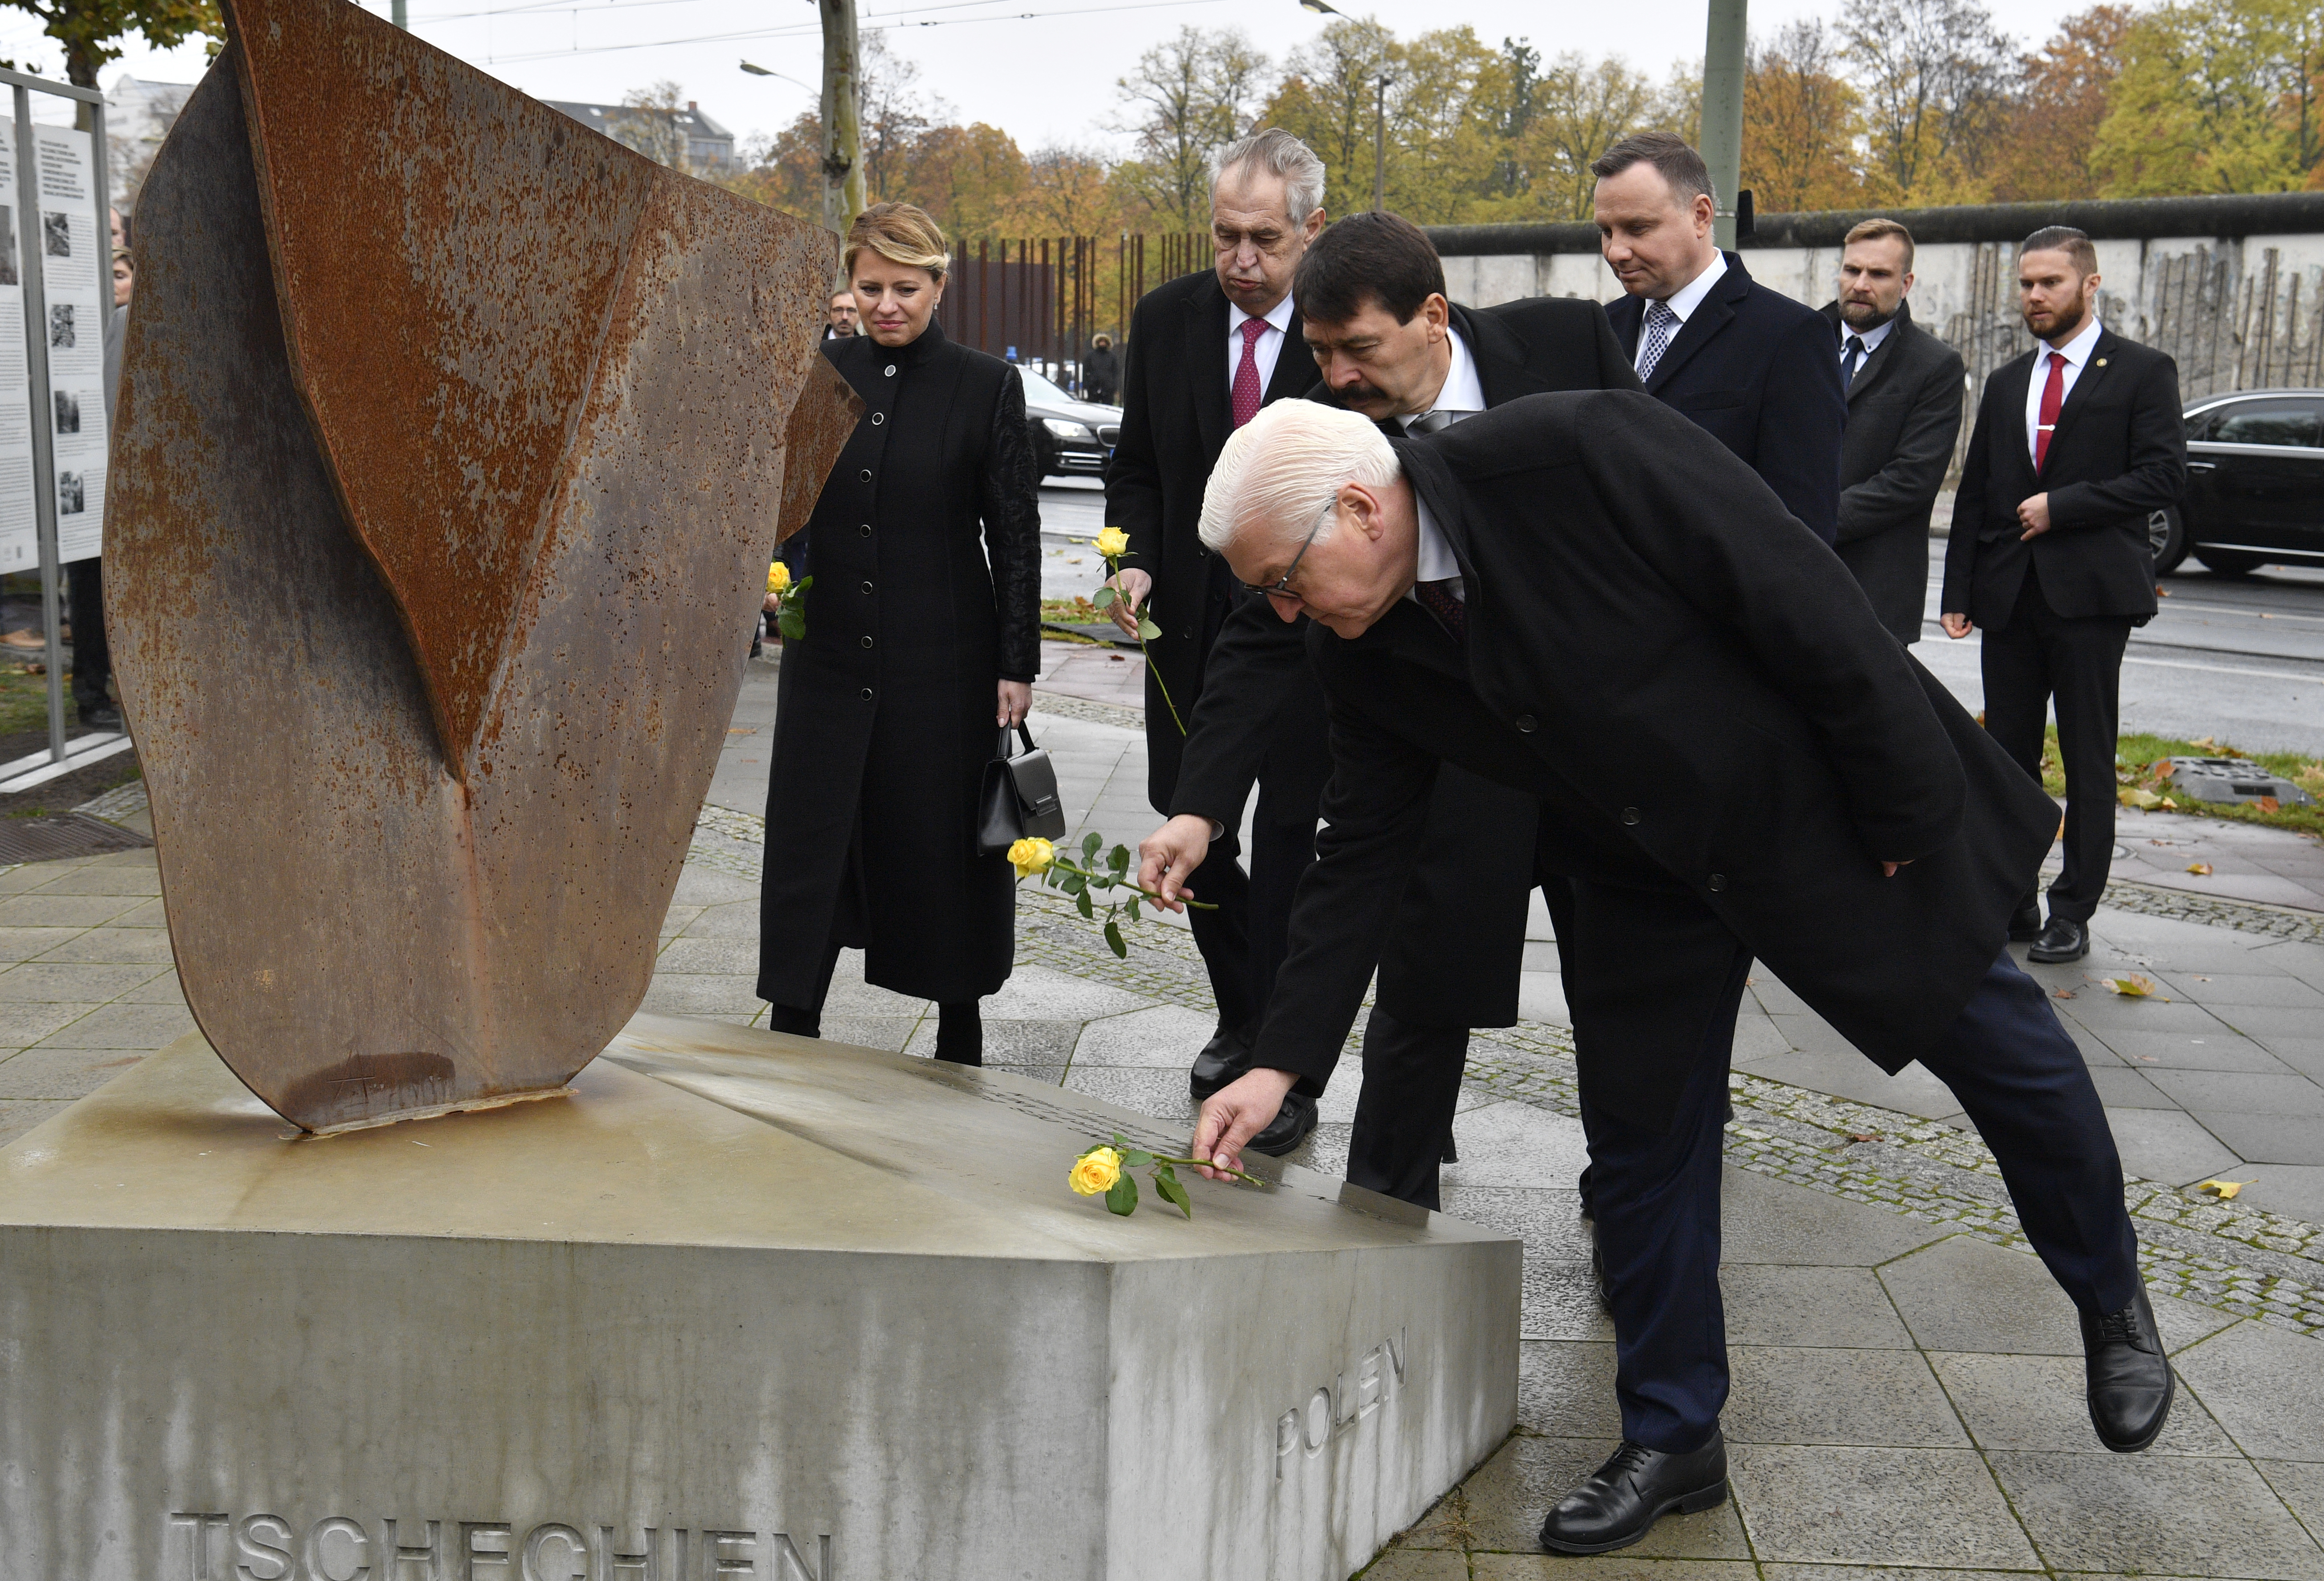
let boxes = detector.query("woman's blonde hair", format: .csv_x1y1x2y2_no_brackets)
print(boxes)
843,202,950,279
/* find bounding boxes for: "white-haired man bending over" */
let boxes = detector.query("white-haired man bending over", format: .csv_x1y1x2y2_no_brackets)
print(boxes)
1142,396,2169,1556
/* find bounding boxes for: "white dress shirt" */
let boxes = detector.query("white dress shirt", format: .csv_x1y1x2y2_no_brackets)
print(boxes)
1404,324,1487,430
1407,490,1463,604
1839,313,1894,364
1633,249,1728,373
1228,294,1298,400
2023,312,2104,463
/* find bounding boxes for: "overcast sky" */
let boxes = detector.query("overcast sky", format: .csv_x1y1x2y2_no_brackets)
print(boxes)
15,0,2093,154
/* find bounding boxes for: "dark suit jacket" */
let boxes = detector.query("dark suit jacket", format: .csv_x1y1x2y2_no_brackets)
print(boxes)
1941,329,2185,626
1605,252,1845,544
1256,392,2058,1127
1104,270,1320,804
1166,296,1639,1028
1820,299,1965,643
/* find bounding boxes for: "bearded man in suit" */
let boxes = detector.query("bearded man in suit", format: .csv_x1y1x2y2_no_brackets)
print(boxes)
1157,396,2175,1556
1138,209,1638,1202
1942,225,2185,964
1103,128,1330,1150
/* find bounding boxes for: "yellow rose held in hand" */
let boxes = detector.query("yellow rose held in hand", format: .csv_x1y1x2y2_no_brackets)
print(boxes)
767,561,790,595
1070,1147,1123,1196
1094,527,1130,558
1007,836,1054,878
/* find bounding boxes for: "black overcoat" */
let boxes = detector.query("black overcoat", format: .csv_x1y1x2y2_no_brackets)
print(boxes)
1941,329,2185,626
1168,296,1641,1028
1254,392,2059,1127
1820,299,1966,643
757,323,1041,1005
1104,269,1320,807
1604,252,1846,544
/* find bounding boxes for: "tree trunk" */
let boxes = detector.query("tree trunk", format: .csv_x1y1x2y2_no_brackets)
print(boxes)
819,0,866,254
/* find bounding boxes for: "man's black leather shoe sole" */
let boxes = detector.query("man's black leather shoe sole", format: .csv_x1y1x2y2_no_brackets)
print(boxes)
1188,1024,1253,1100
2083,1286,2176,1452
2028,917,2090,963
1245,1089,1319,1157
2008,898,2044,942
1539,1433,1728,1555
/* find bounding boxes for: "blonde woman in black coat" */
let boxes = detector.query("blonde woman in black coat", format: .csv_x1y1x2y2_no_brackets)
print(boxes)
757,203,1042,1061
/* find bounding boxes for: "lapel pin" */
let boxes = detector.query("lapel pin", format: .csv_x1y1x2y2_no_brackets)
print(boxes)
2096,358,2108,367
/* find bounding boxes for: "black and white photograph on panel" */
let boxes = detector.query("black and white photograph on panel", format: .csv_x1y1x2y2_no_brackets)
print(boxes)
48,304,71,348
41,210,68,258
53,391,78,435
57,471,82,515
0,207,18,286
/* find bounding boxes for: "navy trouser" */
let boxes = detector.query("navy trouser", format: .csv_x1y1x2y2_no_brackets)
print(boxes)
1580,945,2140,1453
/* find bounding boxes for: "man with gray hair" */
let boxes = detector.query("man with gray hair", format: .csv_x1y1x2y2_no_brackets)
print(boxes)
1145,393,2173,1553
1101,127,1330,1152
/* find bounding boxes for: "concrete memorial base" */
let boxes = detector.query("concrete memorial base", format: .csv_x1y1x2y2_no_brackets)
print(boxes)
0,1015,1518,1581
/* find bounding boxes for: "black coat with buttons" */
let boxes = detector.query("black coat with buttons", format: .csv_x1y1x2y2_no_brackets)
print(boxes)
757,322,1041,1007
1252,390,2058,1129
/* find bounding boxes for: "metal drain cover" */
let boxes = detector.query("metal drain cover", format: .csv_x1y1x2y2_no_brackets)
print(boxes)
0,812,154,864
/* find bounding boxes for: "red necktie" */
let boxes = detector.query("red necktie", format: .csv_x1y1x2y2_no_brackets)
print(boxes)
1413,579,1466,645
1231,317,1268,429
2034,350,2066,471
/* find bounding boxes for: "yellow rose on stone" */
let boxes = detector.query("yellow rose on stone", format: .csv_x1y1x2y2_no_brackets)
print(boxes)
767,560,791,595
1007,836,1054,878
1094,527,1130,558
1070,1146,1122,1196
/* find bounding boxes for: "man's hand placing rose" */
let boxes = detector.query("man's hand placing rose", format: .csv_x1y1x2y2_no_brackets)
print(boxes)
1106,567,1153,639
1136,814,1214,909
1191,1067,1298,1181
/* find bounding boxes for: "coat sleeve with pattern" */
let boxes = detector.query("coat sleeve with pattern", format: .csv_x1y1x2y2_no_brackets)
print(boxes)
978,367,1043,682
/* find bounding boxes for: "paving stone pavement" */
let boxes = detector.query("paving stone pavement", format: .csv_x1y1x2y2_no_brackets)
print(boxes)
5,648,2323,1579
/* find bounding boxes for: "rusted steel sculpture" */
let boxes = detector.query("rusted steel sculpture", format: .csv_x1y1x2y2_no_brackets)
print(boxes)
107,0,861,1132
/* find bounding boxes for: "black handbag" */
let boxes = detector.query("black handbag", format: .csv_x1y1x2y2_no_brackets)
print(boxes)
976,723,1066,856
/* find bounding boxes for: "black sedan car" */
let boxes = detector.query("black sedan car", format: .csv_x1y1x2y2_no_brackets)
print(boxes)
2156,387,2324,575
1018,365,1121,481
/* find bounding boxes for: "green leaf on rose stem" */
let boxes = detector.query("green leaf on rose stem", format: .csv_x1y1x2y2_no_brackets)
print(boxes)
1091,586,1115,609
1082,831,1102,858
1105,917,1127,958
776,606,806,641
1105,1174,1138,1216
1154,1163,1193,1219
1109,844,1130,872
1137,618,1162,642
1125,895,1141,921
1076,887,1094,918
1112,1133,1130,1148
1121,1149,1154,1167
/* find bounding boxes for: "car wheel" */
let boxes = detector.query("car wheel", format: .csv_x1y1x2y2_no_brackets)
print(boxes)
2197,548,2262,577
2147,508,2189,575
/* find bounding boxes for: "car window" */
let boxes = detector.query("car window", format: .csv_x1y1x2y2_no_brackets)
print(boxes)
2205,397,2322,448
1017,367,1072,405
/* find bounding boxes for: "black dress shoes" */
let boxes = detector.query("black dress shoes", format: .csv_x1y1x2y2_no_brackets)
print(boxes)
1539,1433,1729,1555
2083,1286,2175,1452
1188,1023,1253,1100
2008,896,2044,942
1245,1089,1319,1157
2029,917,2090,963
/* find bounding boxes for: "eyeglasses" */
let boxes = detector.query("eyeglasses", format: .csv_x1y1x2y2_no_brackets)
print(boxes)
1240,507,1328,602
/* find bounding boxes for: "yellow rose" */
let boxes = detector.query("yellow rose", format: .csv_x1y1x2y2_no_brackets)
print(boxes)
1094,527,1130,558
1007,836,1054,878
767,561,791,595
1070,1147,1122,1196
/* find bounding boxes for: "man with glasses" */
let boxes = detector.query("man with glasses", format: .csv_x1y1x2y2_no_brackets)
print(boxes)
1139,211,1639,1207
1102,128,1330,1153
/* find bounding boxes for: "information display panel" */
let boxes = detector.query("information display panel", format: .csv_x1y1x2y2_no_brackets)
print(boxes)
33,122,106,563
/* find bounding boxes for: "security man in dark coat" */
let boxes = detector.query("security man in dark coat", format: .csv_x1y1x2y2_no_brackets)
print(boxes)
1141,210,1640,1204
1155,394,2174,1556
1593,132,1844,544
1821,218,1966,643
1103,129,1330,1147
1942,225,2185,965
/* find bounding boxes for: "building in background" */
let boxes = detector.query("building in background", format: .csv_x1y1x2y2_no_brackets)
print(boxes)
106,76,196,233
545,99,734,175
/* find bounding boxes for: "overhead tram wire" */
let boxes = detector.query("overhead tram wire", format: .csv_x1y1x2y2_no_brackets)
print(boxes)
470,0,1232,62
412,0,1070,32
